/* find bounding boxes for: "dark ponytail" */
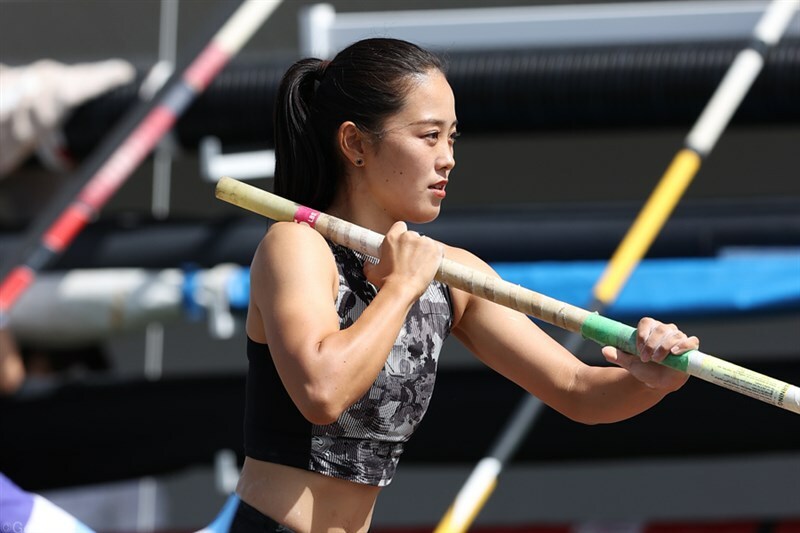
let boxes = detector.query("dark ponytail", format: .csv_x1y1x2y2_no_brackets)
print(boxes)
273,38,445,210
273,58,331,210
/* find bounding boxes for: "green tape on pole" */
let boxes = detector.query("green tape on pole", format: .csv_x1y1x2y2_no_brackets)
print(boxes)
581,314,638,354
580,314,690,373
662,351,690,373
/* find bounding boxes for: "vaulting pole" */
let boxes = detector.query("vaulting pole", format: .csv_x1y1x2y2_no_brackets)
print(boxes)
433,1,800,530
0,0,283,325
215,175,800,417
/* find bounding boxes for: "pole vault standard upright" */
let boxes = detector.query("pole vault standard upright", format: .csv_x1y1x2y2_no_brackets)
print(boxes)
215,175,800,418
0,0,283,325
433,0,800,531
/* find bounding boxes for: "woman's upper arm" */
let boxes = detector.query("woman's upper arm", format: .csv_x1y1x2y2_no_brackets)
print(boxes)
249,222,340,374
446,246,584,416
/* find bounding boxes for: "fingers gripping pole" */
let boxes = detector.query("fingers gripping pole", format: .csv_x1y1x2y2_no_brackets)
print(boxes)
215,177,800,415
580,314,800,414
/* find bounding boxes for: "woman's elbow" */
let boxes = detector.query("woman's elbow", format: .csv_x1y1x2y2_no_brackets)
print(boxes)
554,394,640,426
531,378,605,425
547,399,604,426
300,408,341,426
296,387,347,426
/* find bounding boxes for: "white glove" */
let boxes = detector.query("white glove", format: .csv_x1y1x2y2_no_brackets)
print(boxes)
0,59,135,176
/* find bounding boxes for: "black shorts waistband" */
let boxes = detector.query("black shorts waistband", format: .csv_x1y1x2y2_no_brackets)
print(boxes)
231,498,295,533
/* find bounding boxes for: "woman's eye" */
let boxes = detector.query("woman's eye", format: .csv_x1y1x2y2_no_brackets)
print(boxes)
423,130,459,143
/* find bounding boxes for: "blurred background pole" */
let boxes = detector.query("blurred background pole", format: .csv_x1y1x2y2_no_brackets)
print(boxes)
148,0,181,221
0,0,283,325
137,1,181,531
433,1,800,531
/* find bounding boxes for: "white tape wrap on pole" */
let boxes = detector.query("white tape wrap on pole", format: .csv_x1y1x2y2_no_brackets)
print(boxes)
754,0,800,44
686,49,764,155
215,0,282,53
686,0,800,155
451,458,502,526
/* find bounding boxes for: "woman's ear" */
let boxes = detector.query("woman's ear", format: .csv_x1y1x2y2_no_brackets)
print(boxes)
338,121,366,168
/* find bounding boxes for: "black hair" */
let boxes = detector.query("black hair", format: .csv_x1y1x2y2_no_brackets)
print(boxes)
273,38,445,210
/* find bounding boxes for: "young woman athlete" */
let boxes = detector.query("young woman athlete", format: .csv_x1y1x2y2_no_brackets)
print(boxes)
231,38,699,532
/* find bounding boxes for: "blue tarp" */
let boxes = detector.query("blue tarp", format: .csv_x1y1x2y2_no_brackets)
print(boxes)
226,252,800,319
493,252,800,318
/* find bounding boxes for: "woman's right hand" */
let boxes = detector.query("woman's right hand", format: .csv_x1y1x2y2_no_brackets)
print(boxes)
363,221,443,299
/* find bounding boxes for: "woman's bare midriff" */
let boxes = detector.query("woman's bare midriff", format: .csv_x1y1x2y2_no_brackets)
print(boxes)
236,456,381,533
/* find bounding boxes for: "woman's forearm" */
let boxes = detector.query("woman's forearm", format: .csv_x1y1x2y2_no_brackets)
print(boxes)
568,365,677,424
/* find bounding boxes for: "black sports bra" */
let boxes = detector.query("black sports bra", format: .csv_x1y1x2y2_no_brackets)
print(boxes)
243,241,452,486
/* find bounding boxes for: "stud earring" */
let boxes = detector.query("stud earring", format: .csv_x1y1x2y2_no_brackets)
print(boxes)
355,158,364,166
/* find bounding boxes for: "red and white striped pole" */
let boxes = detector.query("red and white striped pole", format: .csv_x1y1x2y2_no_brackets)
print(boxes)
0,0,282,324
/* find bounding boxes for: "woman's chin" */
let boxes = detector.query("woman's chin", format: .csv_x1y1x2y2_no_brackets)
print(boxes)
408,206,442,225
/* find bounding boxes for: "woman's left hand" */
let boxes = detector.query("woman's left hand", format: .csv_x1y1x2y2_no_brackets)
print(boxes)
601,317,699,392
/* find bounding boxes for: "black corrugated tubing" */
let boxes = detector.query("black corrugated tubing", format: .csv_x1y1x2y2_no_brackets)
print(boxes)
63,39,800,156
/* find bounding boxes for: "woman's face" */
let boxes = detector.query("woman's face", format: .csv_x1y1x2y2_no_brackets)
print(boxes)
358,69,458,227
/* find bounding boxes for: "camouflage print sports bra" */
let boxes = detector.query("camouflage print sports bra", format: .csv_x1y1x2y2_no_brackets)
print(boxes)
244,241,453,486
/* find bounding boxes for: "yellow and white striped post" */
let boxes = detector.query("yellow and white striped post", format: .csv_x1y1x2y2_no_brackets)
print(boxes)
433,1,800,531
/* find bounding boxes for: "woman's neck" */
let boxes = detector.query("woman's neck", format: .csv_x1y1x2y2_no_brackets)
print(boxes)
327,188,397,236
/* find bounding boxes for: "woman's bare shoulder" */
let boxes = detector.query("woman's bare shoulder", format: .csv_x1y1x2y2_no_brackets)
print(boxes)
248,222,338,297
443,244,492,271
254,221,332,263
440,243,500,324
247,222,339,340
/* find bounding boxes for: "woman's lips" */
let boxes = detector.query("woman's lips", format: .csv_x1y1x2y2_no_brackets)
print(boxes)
429,181,447,198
